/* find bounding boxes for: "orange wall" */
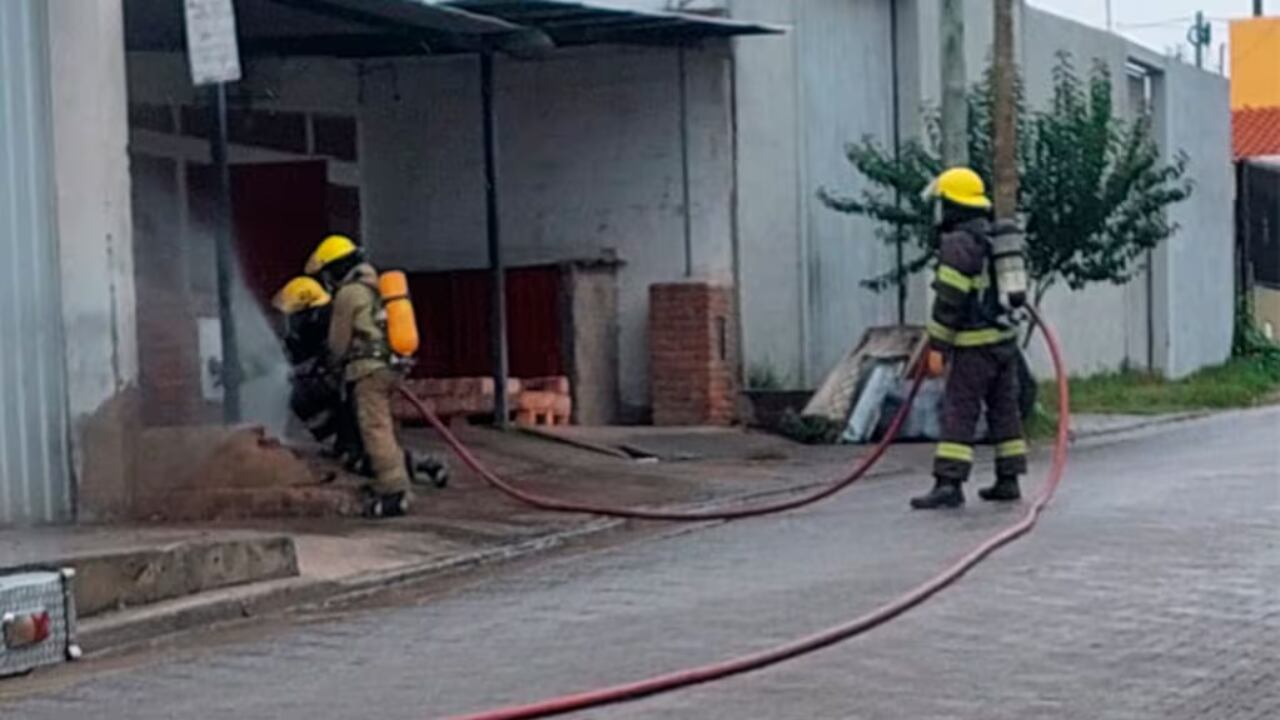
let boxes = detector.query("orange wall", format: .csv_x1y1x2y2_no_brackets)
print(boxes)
1232,17,1280,109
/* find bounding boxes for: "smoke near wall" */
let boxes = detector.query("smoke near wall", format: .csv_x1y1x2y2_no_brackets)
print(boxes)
230,261,292,438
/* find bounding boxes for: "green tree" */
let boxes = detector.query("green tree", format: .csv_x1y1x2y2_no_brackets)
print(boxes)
820,53,1192,309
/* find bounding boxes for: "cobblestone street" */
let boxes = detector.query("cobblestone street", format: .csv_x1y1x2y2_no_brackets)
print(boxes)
4,409,1277,719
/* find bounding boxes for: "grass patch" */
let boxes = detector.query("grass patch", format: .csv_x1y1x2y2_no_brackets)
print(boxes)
1024,404,1060,441
1038,354,1280,422
1025,304,1280,439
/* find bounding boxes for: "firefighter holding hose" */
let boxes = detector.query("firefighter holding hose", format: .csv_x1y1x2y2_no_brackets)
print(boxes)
911,167,1029,510
304,234,415,518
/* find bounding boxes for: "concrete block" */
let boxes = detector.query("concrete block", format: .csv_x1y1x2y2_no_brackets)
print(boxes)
47,535,299,618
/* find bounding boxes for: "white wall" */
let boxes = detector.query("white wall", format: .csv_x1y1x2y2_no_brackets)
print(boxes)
731,0,806,387
51,0,138,418
127,44,735,416
362,46,735,416
749,0,1232,383
732,0,1233,384
731,0,899,388
48,0,139,517
796,0,899,380
1159,60,1234,377
1018,4,1137,377
1018,6,1233,378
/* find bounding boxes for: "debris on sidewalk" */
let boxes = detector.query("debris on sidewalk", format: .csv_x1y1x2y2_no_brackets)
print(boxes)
0,568,80,678
782,326,932,445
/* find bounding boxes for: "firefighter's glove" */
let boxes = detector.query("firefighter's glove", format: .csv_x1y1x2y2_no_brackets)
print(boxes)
926,349,947,378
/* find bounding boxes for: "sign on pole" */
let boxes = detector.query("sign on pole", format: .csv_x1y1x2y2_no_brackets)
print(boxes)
184,0,242,86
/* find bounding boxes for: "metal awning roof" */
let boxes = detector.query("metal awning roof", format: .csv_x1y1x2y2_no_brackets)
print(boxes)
124,0,782,57
442,1,781,46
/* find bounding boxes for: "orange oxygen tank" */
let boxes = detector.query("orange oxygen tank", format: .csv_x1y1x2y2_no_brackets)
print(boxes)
378,271,420,358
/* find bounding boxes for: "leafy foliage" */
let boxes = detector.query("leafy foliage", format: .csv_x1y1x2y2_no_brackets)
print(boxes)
1233,295,1280,374
777,409,844,445
820,53,1193,304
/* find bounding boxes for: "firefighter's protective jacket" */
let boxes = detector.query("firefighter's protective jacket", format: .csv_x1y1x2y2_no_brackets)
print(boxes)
328,262,392,383
927,218,1017,350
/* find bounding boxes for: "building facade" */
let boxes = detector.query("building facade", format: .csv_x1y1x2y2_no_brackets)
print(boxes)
0,0,1235,524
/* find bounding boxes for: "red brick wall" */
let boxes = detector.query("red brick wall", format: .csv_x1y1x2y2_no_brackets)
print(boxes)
650,282,739,426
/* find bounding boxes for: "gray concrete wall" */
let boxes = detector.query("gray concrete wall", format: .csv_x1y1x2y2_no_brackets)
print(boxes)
731,0,900,388
1017,6,1232,378
48,0,140,519
362,46,735,417
730,0,806,387
565,264,622,425
797,0,900,381
1158,60,1234,378
1017,5,1138,377
751,0,1233,382
127,43,735,419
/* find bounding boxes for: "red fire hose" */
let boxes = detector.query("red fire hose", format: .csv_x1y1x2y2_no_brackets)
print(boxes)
414,307,1069,720
400,354,925,521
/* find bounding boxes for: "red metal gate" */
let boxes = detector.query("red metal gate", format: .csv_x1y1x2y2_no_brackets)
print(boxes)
407,265,563,380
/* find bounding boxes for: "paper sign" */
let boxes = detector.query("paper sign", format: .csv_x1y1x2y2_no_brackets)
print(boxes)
184,0,242,86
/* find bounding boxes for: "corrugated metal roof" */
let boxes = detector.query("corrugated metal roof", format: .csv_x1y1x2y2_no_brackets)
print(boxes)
440,1,783,46
1234,107,1280,159
124,0,781,57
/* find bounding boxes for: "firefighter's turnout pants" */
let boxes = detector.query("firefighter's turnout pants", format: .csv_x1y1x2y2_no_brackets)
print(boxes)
352,368,410,495
933,342,1028,482
928,219,1028,483
331,264,411,496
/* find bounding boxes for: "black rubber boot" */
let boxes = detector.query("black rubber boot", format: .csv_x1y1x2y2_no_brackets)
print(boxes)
910,478,965,510
409,453,450,489
362,489,410,518
979,475,1022,502
380,491,410,517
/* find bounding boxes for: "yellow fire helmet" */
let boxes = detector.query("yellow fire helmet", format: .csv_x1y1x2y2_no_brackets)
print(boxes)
304,234,359,276
923,167,993,210
272,276,332,315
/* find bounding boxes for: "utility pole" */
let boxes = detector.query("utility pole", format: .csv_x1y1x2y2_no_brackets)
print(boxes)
992,0,1017,219
1256,0,1265,17
940,0,968,166
184,0,243,423
209,85,241,422
1187,11,1211,69
1105,0,1113,32
480,52,510,430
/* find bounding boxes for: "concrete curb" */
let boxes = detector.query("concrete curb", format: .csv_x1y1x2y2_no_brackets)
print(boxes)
79,518,622,656
1068,412,1210,442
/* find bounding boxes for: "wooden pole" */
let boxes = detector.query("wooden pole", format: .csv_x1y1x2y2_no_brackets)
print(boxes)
993,0,1018,219
940,0,969,167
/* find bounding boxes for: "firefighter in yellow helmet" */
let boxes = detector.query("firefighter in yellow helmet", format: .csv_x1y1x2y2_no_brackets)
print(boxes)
911,167,1028,510
272,277,362,463
305,235,412,517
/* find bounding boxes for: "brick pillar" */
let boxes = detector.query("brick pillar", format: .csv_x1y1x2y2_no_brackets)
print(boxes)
650,282,739,426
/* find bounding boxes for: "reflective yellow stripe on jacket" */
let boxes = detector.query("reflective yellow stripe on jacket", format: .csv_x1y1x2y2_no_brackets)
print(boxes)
936,265,973,293
927,321,1016,348
936,264,990,293
953,327,1016,347
927,320,957,344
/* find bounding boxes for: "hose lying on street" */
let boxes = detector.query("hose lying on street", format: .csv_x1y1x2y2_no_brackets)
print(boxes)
399,353,926,521
411,306,1069,720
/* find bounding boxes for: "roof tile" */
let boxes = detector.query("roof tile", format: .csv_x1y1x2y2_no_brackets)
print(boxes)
1234,106,1280,159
